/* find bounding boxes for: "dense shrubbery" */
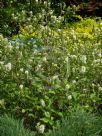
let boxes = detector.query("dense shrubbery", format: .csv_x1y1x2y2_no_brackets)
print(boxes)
1,0,101,36
0,0,83,36
0,17,102,134
0,0,102,135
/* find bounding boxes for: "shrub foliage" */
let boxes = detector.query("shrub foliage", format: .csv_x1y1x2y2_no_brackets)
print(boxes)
0,18,102,133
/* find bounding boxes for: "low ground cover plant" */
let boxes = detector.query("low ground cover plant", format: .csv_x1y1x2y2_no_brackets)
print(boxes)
0,110,102,136
47,110,102,136
0,115,35,136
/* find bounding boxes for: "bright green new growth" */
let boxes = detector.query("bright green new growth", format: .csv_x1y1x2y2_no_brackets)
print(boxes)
0,115,35,136
47,110,102,136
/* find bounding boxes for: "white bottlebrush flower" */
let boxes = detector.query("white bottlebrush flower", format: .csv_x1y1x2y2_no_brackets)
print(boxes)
37,122,40,126
0,61,4,65
57,29,61,33
72,68,76,73
44,1,48,6
92,83,95,87
17,73,19,76
56,19,61,24
21,10,25,15
8,42,12,50
37,64,41,68
58,16,62,20
65,56,69,62
97,50,101,58
19,84,23,90
29,11,33,15
16,44,20,48
67,95,72,100
72,80,76,84
13,16,18,20
11,13,14,17
98,86,102,91
5,63,12,71
93,59,101,63
80,55,87,64
52,63,57,67
72,35,77,40
36,123,45,134
83,33,87,38
51,15,57,21
38,124,45,134
20,68,24,72
35,0,38,3
38,14,42,19
25,70,29,75
80,66,86,74
42,57,47,62
4,38,8,43
40,25,45,30
0,34,3,40
29,58,33,63
98,52,101,58
36,64,42,71
8,45,13,50
70,55,77,59
40,99,46,107
52,75,58,80
100,22,102,26
20,51,22,56
70,29,75,34
66,84,70,90
27,18,31,21
49,10,53,15
0,99,5,106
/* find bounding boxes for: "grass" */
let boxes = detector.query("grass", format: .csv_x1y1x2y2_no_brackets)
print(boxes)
0,115,35,136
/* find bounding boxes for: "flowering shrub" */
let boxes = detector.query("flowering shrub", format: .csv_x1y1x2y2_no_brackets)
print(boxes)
0,18,102,134
1,0,82,37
